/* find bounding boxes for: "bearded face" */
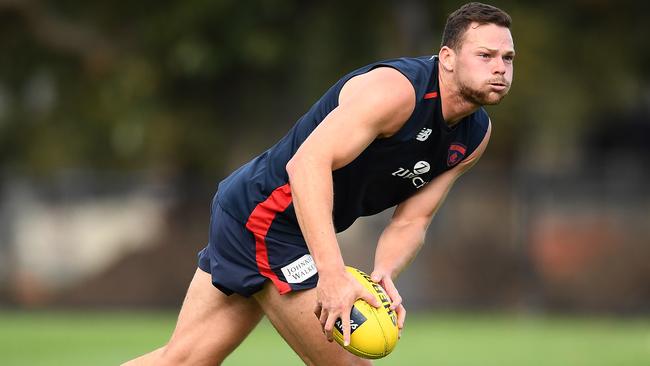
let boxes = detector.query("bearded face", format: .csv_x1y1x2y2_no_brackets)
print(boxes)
455,67,511,105
452,23,514,106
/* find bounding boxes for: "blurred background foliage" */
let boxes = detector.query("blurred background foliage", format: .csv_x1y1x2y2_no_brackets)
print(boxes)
2,0,648,178
0,0,649,314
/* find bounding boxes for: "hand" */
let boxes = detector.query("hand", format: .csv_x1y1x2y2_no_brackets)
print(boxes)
371,270,406,337
313,268,381,346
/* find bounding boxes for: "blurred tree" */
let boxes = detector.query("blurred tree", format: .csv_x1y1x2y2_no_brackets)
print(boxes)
0,0,648,179
0,0,402,179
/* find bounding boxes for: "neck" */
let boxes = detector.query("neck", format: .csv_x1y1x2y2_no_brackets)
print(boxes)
438,63,480,126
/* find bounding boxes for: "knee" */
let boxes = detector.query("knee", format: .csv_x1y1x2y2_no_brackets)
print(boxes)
302,352,372,366
156,344,193,366
335,356,372,366
317,358,372,366
121,346,166,366
157,341,226,366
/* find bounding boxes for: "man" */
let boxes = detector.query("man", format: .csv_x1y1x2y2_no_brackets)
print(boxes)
124,2,514,365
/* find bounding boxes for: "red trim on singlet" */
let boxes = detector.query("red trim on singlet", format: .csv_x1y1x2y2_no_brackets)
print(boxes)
245,184,293,294
424,91,438,99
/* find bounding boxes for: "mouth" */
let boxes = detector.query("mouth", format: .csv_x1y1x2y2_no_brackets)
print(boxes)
488,82,508,91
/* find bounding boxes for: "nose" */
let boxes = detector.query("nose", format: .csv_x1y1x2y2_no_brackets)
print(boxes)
492,57,506,75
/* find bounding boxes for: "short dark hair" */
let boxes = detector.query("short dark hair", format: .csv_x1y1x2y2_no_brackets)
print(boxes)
441,2,512,51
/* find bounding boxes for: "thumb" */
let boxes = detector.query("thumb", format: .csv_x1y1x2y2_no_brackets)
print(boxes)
370,271,382,283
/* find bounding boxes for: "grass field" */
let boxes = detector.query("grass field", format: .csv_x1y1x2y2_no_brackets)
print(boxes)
0,310,648,365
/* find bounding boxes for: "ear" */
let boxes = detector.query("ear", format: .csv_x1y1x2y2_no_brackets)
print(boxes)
438,46,455,72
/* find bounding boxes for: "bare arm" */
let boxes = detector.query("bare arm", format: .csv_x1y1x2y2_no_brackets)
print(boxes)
286,67,416,345
371,121,492,330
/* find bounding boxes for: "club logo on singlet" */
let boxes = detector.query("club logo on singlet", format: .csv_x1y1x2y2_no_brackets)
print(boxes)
447,143,467,167
391,160,430,188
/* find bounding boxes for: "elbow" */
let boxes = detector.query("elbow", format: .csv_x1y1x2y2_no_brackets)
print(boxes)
390,216,431,233
286,152,332,182
285,155,301,181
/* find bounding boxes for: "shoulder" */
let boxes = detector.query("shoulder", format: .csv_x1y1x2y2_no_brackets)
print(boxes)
338,55,434,104
370,56,436,99
334,56,437,136
338,66,416,137
343,66,414,103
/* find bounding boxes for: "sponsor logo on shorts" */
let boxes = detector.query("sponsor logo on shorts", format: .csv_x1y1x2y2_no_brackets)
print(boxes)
281,254,318,284
335,305,367,334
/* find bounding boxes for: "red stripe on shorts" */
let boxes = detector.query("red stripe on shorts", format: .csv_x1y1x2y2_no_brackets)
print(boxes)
245,183,293,294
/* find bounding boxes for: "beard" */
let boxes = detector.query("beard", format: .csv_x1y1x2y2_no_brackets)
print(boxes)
457,77,510,106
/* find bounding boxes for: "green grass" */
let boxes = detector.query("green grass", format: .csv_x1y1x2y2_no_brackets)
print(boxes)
0,310,648,365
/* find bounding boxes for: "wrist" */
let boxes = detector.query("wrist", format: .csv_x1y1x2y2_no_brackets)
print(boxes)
315,259,346,277
373,263,399,280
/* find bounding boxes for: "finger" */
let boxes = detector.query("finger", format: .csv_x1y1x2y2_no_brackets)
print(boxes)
341,311,351,347
324,313,337,342
396,303,406,337
313,303,322,319
319,308,328,330
381,278,402,310
360,290,381,308
370,271,382,283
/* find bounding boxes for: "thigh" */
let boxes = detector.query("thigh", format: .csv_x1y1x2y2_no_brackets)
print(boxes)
254,282,372,366
162,268,264,365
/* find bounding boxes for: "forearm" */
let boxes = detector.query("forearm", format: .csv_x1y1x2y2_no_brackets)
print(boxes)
374,162,465,279
287,158,344,274
373,217,429,279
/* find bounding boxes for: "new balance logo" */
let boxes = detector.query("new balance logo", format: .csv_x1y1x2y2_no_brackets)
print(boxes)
416,128,432,141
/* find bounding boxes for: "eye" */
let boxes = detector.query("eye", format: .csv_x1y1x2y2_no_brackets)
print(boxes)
503,55,515,63
478,53,490,59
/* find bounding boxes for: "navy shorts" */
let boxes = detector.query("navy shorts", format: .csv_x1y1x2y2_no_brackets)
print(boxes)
198,191,319,297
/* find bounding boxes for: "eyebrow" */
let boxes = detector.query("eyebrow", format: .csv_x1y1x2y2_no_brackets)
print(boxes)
477,46,516,55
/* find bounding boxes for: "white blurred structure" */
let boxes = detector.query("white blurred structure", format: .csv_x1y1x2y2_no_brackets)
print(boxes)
0,174,173,291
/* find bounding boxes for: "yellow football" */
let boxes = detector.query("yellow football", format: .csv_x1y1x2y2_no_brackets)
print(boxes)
332,266,399,359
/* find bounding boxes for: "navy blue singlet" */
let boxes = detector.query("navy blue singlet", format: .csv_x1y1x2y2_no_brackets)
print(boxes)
217,55,489,241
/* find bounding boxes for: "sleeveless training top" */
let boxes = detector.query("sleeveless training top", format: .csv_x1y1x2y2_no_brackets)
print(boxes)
216,55,489,240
